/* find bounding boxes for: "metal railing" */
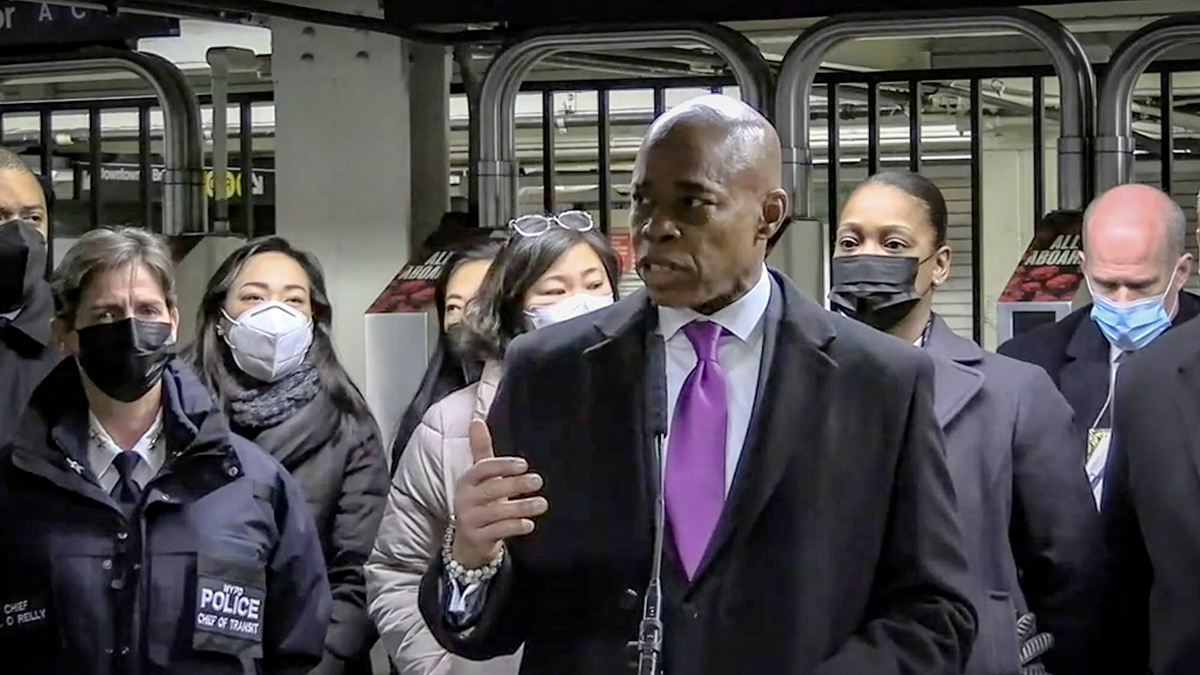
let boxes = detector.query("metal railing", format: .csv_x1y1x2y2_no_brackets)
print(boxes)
773,8,1094,338
1096,13,1200,192
0,90,269,238
0,46,206,235
475,23,773,229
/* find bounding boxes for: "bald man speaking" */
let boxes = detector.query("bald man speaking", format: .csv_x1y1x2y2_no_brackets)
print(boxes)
419,96,976,675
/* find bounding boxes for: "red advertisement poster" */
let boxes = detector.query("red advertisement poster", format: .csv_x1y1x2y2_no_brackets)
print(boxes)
609,230,635,273
367,227,507,314
998,210,1084,303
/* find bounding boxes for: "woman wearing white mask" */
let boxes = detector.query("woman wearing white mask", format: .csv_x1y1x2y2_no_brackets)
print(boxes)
189,236,389,675
367,212,620,675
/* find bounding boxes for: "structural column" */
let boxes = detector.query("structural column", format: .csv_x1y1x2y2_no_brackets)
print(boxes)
272,0,411,386
407,40,451,250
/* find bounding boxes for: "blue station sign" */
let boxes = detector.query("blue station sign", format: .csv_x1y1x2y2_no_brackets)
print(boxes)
0,3,179,46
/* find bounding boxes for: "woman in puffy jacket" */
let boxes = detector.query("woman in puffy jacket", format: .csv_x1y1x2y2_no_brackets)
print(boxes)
367,211,620,675
189,236,390,675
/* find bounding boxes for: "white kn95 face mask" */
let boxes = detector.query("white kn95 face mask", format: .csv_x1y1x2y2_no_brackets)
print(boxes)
222,301,314,382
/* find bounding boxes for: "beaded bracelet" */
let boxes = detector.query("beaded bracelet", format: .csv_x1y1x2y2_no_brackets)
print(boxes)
442,517,504,585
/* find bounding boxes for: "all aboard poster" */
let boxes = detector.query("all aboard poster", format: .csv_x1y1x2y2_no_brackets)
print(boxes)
367,226,508,314
998,210,1085,303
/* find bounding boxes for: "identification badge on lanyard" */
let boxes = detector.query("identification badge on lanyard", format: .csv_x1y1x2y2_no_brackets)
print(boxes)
1087,428,1111,463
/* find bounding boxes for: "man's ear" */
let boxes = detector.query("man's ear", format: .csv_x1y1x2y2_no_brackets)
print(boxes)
51,317,77,356
169,306,181,343
1174,252,1193,291
760,188,789,242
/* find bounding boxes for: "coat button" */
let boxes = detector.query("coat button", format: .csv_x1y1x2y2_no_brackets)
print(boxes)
117,531,128,541
110,578,125,590
102,559,112,570
619,588,639,611
681,602,698,620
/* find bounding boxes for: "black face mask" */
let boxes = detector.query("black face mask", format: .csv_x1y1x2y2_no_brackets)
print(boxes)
0,220,47,314
76,318,175,403
444,323,482,383
829,255,923,332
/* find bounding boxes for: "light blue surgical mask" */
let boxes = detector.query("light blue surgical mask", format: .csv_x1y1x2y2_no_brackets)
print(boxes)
1088,278,1177,352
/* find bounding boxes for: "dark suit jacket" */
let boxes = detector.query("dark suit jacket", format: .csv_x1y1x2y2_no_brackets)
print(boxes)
927,315,1099,675
419,270,977,675
1100,314,1200,675
997,292,1200,438
0,282,63,447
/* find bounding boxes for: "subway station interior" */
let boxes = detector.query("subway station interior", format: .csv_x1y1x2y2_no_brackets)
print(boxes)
9,0,1200,450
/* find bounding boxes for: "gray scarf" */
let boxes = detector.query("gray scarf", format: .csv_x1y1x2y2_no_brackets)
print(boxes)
227,363,322,431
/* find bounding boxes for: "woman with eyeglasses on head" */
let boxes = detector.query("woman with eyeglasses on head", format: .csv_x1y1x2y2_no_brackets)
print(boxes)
392,240,502,475
366,211,620,675
189,236,390,675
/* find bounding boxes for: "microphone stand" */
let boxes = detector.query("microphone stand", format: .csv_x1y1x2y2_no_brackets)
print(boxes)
636,433,667,675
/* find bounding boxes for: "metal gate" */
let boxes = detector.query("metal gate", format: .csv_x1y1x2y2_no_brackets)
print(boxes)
458,62,1074,343
1,89,271,245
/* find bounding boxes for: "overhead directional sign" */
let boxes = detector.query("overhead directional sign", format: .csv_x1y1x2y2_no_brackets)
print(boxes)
385,0,1090,27
0,3,179,46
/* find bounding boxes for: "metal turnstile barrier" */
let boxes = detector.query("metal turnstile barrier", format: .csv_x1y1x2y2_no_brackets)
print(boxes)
773,8,1095,343
0,46,205,235
475,23,774,229
1096,14,1200,193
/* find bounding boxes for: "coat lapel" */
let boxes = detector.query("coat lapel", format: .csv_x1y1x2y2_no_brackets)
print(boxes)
581,291,657,539
1061,316,1111,425
924,315,985,428
688,272,836,590
1173,350,1200,482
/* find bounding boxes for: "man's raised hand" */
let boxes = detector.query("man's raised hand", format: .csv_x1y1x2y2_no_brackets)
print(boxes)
450,419,549,569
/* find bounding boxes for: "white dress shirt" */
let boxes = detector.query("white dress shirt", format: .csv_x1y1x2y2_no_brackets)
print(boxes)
0,308,19,321
88,410,166,493
656,264,771,494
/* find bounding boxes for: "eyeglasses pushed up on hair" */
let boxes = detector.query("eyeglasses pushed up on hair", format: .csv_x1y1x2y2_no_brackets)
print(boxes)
510,210,594,237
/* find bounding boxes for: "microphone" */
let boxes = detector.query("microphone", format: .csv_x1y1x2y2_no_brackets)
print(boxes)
637,433,667,675
636,336,669,675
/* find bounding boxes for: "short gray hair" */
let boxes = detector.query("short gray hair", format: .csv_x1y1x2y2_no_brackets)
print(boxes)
52,226,177,327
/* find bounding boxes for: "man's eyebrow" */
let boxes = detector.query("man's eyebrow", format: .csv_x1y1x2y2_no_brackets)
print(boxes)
673,179,721,193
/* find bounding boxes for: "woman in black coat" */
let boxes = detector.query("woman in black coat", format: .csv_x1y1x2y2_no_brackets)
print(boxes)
190,236,389,675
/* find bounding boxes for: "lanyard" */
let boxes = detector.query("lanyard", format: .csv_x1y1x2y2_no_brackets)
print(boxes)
916,316,935,350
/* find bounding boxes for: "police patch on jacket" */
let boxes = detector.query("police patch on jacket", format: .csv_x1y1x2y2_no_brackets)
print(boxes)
193,554,266,657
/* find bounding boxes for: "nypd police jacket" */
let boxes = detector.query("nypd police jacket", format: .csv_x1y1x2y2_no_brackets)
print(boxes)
0,358,332,675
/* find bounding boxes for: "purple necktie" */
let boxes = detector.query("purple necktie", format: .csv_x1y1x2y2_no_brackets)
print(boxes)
665,320,728,580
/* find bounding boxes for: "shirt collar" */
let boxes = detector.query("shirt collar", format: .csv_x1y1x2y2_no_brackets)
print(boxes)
87,408,166,478
657,264,771,343
0,308,19,321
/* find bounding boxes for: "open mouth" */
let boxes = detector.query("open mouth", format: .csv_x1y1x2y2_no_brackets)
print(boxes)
637,257,687,274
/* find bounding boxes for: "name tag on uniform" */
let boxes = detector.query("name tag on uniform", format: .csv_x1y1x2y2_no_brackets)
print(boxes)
0,596,48,631
193,555,266,658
